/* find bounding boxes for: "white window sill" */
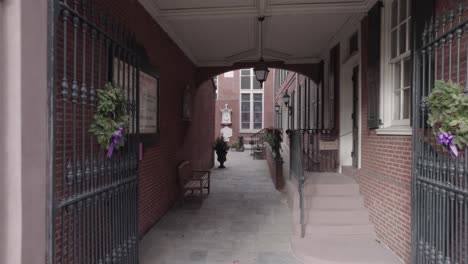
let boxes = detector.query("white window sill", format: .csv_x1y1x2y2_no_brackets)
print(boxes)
239,129,263,134
376,125,412,136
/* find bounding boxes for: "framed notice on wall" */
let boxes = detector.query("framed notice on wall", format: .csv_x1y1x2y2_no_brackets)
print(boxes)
111,56,160,145
139,71,159,134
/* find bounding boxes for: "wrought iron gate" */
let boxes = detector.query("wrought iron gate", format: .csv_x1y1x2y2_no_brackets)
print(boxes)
49,1,140,263
412,5,468,264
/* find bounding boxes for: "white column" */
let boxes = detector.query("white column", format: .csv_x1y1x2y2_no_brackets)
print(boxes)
0,0,48,264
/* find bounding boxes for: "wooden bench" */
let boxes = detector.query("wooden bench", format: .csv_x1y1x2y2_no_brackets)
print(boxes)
177,161,211,201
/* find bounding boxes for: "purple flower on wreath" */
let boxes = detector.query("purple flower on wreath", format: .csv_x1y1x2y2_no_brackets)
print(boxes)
107,127,124,158
436,132,458,157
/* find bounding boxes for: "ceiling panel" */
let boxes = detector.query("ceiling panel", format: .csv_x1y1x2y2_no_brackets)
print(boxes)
264,14,351,58
139,0,366,66
168,17,255,62
156,0,256,11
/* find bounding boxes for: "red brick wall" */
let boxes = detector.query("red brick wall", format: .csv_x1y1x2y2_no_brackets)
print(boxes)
359,16,412,264
215,71,240,140
54,0,216,240
125,2,216,236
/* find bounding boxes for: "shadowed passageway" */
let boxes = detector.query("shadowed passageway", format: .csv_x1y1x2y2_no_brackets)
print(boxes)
139,151,302,264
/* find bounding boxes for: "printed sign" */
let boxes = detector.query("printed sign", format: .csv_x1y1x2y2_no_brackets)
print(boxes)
113,58,159,135
319,140,339,150
139,71,158,134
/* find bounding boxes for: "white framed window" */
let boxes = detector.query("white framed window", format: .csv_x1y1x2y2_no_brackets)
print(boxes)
378,0,412,135
240,69,264,132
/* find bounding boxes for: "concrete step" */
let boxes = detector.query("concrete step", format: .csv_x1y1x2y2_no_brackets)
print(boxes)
304,195,365,210
294,224,375,236
304,183,360,196
307,209,370,226
291,235,402,264
305,172,357,185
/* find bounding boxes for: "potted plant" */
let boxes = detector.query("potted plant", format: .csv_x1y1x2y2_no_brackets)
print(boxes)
214,134,230,168
265,128,283,159
237,136,245,152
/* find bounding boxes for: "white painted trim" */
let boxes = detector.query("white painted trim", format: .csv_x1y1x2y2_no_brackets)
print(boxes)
319,9,363,168
239,69,265,131
266,0,370,15
380,0,412,129
376,125,413,135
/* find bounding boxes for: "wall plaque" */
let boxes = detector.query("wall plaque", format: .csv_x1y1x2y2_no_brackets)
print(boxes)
112,56,160,147
319,140,339,150
139,71,158,134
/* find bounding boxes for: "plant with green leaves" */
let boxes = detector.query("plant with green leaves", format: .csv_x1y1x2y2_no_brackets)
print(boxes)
265,128,283,159
230,142,239,150
89,83,129,153
425,80,468,154
214,134,230,152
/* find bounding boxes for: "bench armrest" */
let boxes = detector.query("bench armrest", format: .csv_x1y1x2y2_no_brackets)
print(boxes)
192,170,211,174
192,170,210,180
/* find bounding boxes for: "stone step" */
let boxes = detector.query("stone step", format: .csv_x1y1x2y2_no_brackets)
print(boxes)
304,195,365,210
304,183,360,196
291,235,402,264
294,224,375,236
307,209,370,226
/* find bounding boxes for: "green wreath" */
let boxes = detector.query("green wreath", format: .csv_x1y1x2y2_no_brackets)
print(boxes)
89,83,129,156
425,80,468,156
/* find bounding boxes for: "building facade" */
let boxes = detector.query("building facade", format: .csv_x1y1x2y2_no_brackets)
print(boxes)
272,1,466,263
214,69,274,143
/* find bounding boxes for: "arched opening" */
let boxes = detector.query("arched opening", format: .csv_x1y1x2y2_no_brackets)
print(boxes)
211,67,341,174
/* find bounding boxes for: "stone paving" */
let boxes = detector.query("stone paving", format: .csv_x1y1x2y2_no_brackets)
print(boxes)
139,151,302,264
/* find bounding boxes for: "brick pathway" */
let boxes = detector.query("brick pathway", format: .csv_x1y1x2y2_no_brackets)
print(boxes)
139,151,302,264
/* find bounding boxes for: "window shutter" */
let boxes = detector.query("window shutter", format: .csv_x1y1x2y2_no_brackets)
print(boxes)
367,1,382,129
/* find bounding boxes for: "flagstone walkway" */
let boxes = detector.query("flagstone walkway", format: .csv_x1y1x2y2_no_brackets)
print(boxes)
139,151,302,264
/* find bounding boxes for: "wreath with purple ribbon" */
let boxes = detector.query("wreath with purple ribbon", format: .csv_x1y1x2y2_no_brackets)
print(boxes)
89,83,129,158
425,81,468,157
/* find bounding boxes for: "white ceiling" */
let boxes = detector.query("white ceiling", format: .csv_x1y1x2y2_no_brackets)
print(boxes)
139,0,375,67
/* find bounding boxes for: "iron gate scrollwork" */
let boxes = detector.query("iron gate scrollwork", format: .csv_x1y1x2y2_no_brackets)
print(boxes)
412,3,468,264
49,0,140,263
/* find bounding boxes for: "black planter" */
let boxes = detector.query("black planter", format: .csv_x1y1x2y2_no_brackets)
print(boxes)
216,150,227,168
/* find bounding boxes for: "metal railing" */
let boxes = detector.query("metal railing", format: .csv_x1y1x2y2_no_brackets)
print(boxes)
289,130,306,238
296,129,338,172
250,128,265,158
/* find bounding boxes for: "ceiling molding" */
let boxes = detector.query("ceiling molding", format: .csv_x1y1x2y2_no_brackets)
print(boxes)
159,8,258,20
265,0,369,15
225,49,258,63
138,0,372,68
264,49,292,60
196,56,322,67
285,57,322,64
320,12,365,57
